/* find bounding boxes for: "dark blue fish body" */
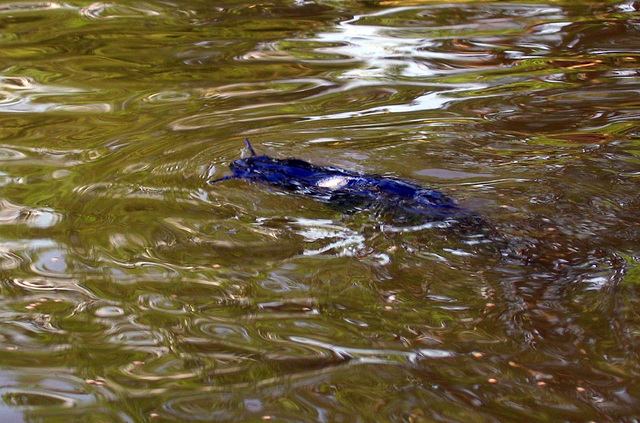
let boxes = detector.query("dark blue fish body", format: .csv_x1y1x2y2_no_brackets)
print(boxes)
212,139,474,223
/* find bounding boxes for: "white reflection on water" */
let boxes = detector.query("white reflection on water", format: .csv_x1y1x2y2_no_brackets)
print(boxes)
0,2,63,14
0,76,109,113
293,217,366,256
242,5,493,120
264,217,391,264
78,2,161,20
314,7,439,80
290,335,456,364
0,199,61,229
307,89,455,121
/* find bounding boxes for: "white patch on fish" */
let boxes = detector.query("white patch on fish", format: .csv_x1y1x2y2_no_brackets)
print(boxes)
316,175,351,190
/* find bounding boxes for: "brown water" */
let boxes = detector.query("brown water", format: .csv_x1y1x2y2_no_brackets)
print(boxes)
0,0,639,421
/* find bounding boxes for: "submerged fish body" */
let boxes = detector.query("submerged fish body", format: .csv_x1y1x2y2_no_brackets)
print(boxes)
211,139,474,223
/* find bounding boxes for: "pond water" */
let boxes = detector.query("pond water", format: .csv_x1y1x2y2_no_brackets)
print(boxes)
1,0,639,421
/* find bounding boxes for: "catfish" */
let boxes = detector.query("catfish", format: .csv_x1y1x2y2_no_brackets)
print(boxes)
211,139,482,225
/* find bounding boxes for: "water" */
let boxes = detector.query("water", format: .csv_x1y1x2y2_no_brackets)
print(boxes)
0,0,639,421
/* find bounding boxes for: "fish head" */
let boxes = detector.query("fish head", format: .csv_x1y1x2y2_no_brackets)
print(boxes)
229,155,266,178
228,155,293,185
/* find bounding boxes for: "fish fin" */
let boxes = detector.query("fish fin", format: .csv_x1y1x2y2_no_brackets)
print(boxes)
245,138,257,157
208,175,234,184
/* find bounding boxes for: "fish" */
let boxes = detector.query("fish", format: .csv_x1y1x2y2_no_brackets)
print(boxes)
210,139,479,224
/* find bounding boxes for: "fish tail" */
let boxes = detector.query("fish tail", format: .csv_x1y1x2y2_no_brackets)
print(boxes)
245,138,257,156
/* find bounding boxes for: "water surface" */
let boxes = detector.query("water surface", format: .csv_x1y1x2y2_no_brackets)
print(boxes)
0,0,639,421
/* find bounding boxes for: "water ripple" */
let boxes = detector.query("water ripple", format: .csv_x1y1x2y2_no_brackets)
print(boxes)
291,336,456,364
0,2,63,14
0,75,105,114
0,200,61,228
0,147,26,161
78,2,161,20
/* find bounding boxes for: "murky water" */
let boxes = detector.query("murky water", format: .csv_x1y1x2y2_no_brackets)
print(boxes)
0,0,639,421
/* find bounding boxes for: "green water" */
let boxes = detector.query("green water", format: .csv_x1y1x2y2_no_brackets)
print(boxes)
0,0,639,421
